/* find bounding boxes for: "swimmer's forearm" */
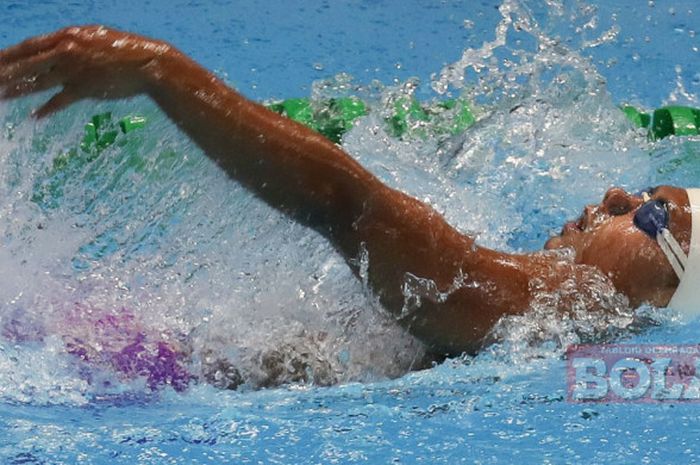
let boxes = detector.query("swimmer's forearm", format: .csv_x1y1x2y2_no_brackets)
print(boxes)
143,50,382,239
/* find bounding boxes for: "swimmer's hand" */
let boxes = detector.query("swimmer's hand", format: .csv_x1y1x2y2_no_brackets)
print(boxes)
0,26,170,117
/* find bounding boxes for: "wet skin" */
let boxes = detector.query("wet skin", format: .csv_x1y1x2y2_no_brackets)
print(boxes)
0,26,689,355
545,186,690,308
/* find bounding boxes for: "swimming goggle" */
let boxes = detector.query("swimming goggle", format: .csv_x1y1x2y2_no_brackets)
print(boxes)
633,191,687,280
634,188,700,317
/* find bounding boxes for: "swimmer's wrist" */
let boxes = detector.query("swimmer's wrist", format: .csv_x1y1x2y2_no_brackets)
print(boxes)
140,48,229,101
139,48,189,96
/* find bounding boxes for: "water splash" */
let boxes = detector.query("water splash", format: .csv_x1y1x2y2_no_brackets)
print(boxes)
0,0,698,403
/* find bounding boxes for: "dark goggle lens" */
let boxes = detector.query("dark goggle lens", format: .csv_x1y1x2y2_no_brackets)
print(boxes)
633,199,668,238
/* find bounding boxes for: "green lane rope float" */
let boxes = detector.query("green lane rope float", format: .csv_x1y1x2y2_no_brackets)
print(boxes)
266,97,700,144
386,97,475,139
266,97,368,143
269,98,700,144
28,99,700,211
265,96,476,142
32,112,149,209
622,105,700,140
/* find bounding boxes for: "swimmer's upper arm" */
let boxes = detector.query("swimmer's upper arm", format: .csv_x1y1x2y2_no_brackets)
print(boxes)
144,50,383,240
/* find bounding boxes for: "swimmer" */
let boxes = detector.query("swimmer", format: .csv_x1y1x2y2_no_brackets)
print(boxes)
0,26,695,356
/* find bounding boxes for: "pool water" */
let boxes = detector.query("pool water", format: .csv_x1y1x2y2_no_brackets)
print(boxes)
2,0,700,463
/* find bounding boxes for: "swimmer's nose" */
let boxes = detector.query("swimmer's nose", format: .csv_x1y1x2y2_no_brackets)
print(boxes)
602,187,639,216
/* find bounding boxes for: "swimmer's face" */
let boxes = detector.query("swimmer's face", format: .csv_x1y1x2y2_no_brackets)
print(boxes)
544,186,691,307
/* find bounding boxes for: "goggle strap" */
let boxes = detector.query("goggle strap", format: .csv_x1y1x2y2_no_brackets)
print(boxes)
660,228,688,269
657,229,686,280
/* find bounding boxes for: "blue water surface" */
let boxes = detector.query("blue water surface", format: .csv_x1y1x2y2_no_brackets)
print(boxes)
2,1,700,464
2,0,698,105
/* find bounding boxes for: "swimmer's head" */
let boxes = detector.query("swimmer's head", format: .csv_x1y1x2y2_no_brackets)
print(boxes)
544,185,691,308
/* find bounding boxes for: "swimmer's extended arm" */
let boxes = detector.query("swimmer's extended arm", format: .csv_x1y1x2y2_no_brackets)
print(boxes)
0,26,564,354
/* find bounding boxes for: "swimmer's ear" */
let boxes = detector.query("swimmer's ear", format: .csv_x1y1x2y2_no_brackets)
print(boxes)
33,87,79,118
